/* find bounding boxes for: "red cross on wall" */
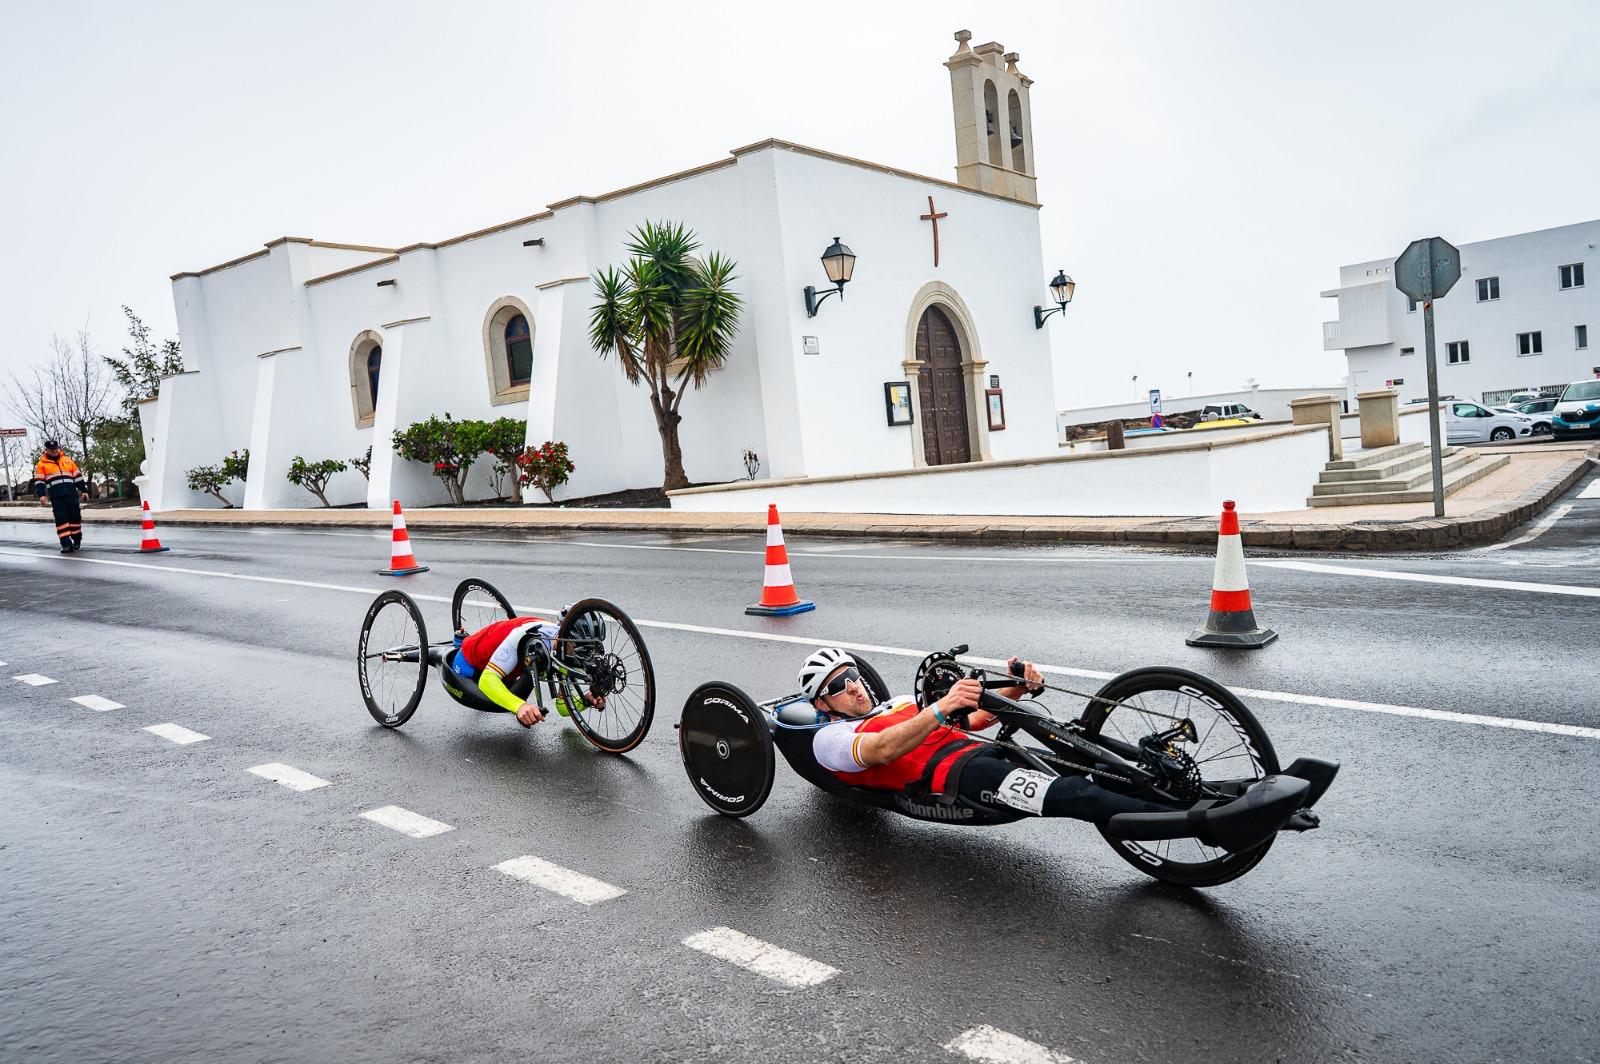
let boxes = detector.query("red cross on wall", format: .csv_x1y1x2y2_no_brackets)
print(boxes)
920,195,948,268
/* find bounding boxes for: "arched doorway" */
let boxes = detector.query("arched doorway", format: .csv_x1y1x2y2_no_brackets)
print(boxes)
915,306,972,465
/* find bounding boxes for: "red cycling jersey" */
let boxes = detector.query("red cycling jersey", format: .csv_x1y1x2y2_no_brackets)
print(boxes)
815,702,985,794
460,616,552,675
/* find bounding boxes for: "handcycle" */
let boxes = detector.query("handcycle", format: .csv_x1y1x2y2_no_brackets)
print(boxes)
677,645,1338,887
357,577,656,754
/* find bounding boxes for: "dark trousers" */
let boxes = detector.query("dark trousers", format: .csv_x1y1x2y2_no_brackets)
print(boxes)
957,750,1172,825
48,493,82,548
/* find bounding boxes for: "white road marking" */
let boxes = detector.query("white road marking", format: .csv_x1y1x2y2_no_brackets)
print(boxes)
682,927,838,988
494,856,626,905
247,762,330,791
1472,504,1575,552
1258,558,1600,598
945,1026,1075,1064
145,722,210,745
360,805,452,838
13,674,58,686
1579,478,1600,500
70,694,124,711
11,545,1600,741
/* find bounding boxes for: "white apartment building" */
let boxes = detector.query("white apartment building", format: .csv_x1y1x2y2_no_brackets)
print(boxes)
1322,220,1599,406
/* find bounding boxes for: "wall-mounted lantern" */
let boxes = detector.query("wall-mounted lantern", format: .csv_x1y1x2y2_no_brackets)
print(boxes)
1032,269,1075,329
804,237,857,317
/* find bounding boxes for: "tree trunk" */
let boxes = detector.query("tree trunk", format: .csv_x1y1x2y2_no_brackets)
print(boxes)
655,406,688,491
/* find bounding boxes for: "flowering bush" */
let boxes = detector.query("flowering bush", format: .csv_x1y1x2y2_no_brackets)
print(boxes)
516,441,575,503
392,414,490,504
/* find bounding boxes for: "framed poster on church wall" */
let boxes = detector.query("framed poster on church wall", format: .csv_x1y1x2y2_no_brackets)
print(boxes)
985,389,1006,431
883,381,913,426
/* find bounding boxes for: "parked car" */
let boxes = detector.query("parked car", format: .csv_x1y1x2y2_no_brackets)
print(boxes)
1552,379,1600,440
1405,394,1456,405
1490,399,1556,435
1200,403,1262,422
1505,391,1543,406
1445,401,1534,443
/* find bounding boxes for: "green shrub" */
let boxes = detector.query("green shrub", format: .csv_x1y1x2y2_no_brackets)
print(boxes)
286,455,348,507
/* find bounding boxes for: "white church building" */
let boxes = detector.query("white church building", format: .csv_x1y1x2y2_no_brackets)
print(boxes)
139,32,1068,510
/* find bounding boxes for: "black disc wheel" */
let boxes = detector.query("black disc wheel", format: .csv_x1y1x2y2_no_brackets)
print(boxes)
451,577,515,636
358,590,428,728
1080,667,1280,888
679,682,774,818
555,598,655,754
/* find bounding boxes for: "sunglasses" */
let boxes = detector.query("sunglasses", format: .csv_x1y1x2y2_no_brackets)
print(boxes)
820,668,860,699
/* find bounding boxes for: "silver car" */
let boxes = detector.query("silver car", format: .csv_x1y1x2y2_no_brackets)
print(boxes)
1446,401,1533,443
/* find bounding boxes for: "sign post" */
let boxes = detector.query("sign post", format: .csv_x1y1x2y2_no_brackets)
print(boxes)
0,428,27,502
1394,237,1460,518
1148,388,1164,429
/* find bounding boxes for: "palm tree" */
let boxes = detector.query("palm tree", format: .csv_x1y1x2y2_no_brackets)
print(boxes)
588,220,742,491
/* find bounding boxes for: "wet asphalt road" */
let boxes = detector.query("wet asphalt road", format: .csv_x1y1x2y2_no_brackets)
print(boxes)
1,471,1597,1064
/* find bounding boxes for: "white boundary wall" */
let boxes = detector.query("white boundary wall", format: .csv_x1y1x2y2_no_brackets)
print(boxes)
669,426,1329,517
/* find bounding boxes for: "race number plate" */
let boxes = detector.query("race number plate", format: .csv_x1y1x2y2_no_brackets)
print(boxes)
993,768,1054,815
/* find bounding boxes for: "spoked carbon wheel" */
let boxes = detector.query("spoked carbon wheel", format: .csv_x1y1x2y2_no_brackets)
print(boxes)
451,577,514,636
1080,667,1280,887
554,597,655,754
358,590,429,728
679,682,774,818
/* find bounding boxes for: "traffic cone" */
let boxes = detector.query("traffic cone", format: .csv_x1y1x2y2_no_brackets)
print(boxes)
1186,500,1277,649
377,500,430,576
138,500,170,554
745,504,815,616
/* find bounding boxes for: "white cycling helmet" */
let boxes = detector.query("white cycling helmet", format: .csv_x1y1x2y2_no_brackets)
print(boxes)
798,647,855,701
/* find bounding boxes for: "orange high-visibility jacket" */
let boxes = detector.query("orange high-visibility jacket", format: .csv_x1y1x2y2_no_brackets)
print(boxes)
34,453,85,498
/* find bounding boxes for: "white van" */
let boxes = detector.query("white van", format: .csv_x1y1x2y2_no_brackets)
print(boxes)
1552,379,1600,440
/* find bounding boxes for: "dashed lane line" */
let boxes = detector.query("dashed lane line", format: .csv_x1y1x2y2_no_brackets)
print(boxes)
11,546,1600,741
1471,504,1575,552
494,856,627,905
69,695,124,712
682,927,839,988
1258,558,1600,598
145,723,210,745
945,1026,1075,1064
13,674,58,686
360,805,453,838
247,762,331,791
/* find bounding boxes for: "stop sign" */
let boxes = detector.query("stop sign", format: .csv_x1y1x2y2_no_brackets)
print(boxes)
1394,237,1461,301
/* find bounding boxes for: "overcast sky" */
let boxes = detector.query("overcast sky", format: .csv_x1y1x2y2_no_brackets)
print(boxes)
2,0,1596,411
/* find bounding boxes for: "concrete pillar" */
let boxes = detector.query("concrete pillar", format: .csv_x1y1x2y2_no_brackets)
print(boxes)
1290,393,1343,461
1357,388,1401,449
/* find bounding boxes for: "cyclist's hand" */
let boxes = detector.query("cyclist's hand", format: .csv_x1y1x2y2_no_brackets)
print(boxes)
938,678,982,722
1001,657,1044,698
515,703,544,727
585,691,606,711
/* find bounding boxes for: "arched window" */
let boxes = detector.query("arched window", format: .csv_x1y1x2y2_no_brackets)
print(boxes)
348,331,385,428
482,298,535,405
1007,89,1026,171
983,80,1002,166
504,314,532,386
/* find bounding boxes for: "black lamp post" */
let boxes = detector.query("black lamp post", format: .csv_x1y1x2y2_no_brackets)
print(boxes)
1033,270,1075,329
804,237,856,317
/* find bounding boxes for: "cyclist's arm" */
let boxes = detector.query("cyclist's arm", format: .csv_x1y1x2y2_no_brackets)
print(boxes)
478,666,525,714
854,708,943,766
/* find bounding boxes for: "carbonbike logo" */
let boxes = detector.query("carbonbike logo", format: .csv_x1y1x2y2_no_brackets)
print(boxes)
1122,686,1259,867
892,795,973,821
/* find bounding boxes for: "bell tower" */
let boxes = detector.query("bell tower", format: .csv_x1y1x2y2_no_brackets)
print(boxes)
945,29,1037,203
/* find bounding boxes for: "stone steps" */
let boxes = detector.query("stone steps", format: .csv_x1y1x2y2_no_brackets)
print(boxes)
1306,453,1511,507
1312,448,1475,495
1323,441,1427,471
1318,445,1465,483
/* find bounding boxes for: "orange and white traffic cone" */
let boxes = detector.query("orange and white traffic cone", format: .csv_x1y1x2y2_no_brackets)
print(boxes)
1186,500,1275,648
377,500,430,576
138,500,170,554
745,504,815,616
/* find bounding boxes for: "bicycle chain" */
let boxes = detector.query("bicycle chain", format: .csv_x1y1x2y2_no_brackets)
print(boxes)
993,737,1136,787
957,662,1188,726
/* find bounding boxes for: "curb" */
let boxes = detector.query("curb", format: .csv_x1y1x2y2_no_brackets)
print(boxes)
4,445,1595,551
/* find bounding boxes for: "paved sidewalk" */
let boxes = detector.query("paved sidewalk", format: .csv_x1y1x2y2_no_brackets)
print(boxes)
4,443,1594,550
